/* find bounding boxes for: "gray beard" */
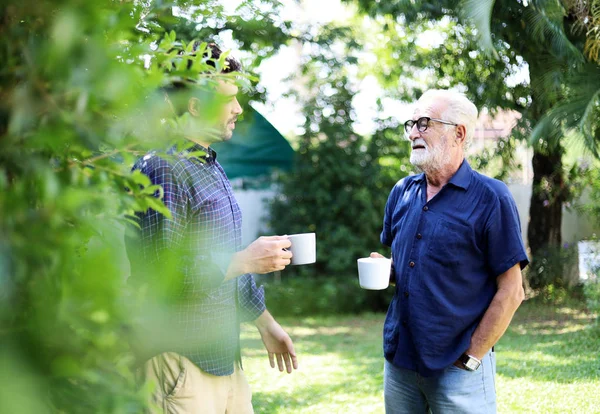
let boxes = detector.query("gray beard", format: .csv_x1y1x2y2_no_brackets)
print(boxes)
410,142,452,175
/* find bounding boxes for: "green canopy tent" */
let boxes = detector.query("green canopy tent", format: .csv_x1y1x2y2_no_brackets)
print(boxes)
212,105,294,183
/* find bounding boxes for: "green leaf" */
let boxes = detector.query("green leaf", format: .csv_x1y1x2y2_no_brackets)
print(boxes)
525,2,583,63
184,150,207,159
130,170,151,188
460,0,499,59
145,196,172,219
89,310,109,324
123,216,141,230
141,184,163,195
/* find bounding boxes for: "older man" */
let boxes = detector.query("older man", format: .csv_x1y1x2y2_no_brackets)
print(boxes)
372,89,528,413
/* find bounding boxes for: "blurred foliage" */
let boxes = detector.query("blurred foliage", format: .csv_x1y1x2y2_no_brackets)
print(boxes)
269,22,410,279
525,243,579,291
583,274,600,328
585,167,600,227
158,0,293,104
262,276,394,316
470,135,522,182
0,0,292,412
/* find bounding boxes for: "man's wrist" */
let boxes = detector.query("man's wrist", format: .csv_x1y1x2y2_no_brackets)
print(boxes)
254,309,272,330
458,353,482,371
226,251,247,279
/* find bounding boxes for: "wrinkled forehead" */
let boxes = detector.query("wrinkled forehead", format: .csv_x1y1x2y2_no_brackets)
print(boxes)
413,96,448,118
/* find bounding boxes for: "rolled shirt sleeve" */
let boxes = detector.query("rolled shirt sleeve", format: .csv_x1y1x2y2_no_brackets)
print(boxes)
237,274,266,322
484,193,530,276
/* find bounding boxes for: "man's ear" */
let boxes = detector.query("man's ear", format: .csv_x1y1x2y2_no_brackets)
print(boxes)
188,97,200,116
455,124,467,145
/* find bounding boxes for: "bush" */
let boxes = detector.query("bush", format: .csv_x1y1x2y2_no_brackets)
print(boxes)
583,266,600,327
526,243,579,290
268,55,410,279
584,168,600,227
261,276,394,317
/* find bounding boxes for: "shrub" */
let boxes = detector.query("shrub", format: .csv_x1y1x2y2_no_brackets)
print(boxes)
526,243,579,291
268,57,410,279
583,264,600,326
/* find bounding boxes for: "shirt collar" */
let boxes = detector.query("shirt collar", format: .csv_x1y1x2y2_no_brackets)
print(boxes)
412,159,472,190
413,172,426,183
185,143,218,162
448,159,472,190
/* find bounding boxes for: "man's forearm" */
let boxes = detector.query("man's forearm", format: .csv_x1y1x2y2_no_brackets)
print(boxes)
467,289,522,359
466,267,524,359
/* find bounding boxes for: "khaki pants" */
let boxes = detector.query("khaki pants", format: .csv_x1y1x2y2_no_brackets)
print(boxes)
142,352,253,414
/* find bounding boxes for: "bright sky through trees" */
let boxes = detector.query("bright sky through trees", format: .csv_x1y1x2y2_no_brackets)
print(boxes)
217,0,530,138
217,0,409,137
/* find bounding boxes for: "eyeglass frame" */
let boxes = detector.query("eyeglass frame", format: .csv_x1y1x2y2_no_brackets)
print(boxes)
404,117,459,134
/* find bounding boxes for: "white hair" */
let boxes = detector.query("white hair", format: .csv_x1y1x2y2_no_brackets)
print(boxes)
418,89,478,147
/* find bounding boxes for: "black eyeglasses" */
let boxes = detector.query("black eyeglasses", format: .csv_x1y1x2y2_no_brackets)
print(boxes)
404,117,458,134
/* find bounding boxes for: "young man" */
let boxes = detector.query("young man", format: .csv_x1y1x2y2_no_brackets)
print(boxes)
372,89,528,413
127,44,297,413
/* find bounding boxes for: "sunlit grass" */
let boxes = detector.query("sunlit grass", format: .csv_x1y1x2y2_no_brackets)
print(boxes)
241,300,599,413
241,313,385,413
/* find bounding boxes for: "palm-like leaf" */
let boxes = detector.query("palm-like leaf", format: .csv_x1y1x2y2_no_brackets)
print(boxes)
581,0,600,62
530,63,600,156
527,0,584,62
460,0,499,58
462,0,583,62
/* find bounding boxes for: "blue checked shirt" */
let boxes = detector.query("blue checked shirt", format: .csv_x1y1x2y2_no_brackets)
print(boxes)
127,143,266,376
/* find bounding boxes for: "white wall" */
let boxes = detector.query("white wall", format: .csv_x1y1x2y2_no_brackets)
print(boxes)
233,189,277,247
507,183,600,249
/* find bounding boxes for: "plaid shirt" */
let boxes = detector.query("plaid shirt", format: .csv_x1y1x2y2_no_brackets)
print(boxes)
127,143,266,376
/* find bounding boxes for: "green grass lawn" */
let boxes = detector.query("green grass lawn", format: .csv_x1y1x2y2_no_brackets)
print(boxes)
241,299,600,413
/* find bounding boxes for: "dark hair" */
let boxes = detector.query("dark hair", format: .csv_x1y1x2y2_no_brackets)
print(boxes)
166,42,242,90
202,42,242,73
161,43,241,114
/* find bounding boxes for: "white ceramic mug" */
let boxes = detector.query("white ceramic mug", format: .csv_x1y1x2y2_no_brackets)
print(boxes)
287,233,316,265
357,257,391,290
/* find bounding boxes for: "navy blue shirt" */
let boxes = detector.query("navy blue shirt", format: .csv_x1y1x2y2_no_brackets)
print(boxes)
381,160,528,377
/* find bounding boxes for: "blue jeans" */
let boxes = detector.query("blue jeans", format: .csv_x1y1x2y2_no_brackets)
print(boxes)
384,351,496,414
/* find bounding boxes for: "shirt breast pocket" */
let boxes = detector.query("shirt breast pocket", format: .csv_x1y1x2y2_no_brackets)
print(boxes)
427,218,473,265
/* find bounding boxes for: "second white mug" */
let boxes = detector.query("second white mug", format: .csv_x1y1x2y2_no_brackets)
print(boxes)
357,257,391,290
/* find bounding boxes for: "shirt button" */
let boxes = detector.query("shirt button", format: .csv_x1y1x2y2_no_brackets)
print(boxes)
416,233,422,239
409,261,415,268
423,206,429,211
404,291,409,298
402,320,408,326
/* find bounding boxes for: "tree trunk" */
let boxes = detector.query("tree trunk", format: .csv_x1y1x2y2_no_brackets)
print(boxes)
528,148,564,254
527,146,565,288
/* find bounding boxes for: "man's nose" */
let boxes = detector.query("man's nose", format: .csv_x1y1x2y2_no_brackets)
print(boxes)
233,99,243,115
408,124,420,141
